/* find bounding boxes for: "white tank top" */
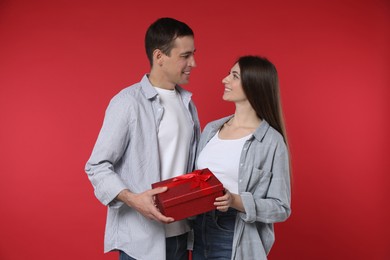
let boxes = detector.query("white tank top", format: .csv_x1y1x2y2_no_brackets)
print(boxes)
197,130,251,194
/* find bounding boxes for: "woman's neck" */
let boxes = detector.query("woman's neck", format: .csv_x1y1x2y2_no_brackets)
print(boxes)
230,103,261,129
219,104,260,140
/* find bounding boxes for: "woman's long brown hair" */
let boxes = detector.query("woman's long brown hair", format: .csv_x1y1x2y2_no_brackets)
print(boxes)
238,55,288,144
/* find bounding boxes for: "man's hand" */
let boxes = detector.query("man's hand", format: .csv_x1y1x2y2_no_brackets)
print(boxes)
116,187,174,224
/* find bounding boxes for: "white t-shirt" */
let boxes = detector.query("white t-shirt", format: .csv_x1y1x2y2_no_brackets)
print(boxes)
154,87,192,237
197,130,251,194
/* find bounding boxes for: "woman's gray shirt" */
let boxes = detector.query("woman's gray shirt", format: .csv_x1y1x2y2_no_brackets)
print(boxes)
196,116,291,260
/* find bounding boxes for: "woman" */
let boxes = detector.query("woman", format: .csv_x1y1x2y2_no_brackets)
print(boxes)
192,56,291,259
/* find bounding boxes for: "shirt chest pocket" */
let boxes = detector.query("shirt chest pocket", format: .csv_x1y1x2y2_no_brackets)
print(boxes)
245,168,272,197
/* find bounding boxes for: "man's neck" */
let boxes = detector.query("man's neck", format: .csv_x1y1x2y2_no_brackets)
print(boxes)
148,71,176,90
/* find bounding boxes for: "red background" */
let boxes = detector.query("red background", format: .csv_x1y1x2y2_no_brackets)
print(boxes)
0,0,389,259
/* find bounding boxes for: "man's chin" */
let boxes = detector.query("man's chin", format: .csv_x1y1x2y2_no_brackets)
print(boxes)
179,78,190,85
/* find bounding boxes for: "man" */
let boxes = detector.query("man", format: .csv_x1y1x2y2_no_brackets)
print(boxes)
85,17,200,260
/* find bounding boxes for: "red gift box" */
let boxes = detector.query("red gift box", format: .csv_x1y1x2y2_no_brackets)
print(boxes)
151,168,224,221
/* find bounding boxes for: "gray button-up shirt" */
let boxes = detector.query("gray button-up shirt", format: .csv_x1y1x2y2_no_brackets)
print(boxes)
196,116,291,260
85,75,200,259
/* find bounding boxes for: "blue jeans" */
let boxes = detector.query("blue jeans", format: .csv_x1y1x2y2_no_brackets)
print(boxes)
192,209,237,260
119,232,188,260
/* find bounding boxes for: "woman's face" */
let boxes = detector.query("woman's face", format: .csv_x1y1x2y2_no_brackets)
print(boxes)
222,63,247,103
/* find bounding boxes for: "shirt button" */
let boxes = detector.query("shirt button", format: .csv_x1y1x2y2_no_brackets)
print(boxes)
239,179,242,183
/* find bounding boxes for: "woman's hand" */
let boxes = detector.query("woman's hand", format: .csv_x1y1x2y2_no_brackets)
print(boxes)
214,188,245,212
214,189,233,212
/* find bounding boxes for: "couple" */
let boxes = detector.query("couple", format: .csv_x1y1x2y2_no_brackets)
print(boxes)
85,17,291,260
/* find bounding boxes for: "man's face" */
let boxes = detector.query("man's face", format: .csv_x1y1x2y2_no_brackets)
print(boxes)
161,36,196,87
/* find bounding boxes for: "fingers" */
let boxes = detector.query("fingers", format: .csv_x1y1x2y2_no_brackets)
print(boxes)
150,186,168,195
216,205,229,212
214,188,231,212
153,211,175,223
146,205,175,223
144,187,174,223
215,196,230,212
215,193,229,201
126,188,173,223
215,190,230,203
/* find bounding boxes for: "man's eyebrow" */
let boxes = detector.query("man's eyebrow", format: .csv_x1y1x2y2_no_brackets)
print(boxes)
181,49,196,55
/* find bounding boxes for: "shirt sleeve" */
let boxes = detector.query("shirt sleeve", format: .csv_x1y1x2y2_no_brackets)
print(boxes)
84,95,132,206
240,141,291,223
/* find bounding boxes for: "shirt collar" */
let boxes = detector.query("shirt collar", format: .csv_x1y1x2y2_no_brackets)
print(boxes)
140,74,193,101
140,74,158,100
208,115,270,143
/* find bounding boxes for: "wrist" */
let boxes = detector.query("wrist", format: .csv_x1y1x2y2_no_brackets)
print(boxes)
116,189,134,204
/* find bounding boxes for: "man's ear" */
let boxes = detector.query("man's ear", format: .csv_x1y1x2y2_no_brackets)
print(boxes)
153,49,164,66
